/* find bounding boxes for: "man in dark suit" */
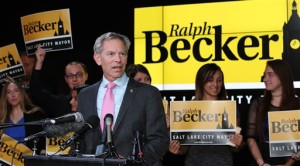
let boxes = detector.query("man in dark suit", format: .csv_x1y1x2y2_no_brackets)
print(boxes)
77,32,169,166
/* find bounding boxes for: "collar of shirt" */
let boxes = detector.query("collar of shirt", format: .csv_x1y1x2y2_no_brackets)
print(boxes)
100,73,129,88
97,73,129,125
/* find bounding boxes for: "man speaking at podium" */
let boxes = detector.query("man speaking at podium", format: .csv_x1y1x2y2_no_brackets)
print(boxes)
76,32,169,166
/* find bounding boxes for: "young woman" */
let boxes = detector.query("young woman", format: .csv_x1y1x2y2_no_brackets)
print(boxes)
126,64,151,84
0,76,46,154
171,63,243,166
246,59,299,166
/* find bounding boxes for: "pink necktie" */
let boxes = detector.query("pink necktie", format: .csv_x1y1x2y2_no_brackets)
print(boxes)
101,82,117,132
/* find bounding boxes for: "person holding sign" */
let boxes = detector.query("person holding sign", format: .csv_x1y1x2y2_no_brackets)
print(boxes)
30,45,89,118
292,152,300,162
246,59,299,166
170,63,243,166
0,76,46,154
19,49,37,93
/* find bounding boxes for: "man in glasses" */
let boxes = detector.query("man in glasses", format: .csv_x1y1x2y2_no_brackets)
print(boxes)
29,45,88,118
64,62,88,91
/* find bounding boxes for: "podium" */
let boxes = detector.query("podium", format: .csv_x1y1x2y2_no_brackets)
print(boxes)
24,155,133,166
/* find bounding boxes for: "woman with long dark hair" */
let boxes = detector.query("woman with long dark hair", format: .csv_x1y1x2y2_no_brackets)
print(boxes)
171,63,243,166
246,59,299,166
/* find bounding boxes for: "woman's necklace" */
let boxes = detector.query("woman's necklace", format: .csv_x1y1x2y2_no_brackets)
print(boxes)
272,94,282,97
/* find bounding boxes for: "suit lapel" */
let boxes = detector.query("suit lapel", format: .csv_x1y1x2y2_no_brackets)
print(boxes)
113,79,137,132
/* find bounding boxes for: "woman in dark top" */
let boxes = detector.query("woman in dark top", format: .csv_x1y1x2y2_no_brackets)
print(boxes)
166,63,244,166
246,59,299,166
0,76,46,155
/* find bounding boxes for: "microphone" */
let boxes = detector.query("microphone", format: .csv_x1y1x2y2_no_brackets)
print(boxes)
60,115,100,151
0,112,84,130
105,114,113,144
132,121,143,163
44,112,84,125
18,121,85,143
102,113,119,158
18,131,47,143
45,121,85,137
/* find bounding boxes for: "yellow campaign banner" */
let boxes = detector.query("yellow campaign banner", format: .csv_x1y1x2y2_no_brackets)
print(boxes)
170,100,236,145
46,132,73,155
268,110,300,157
0,134,32,166
0,43,25,83
20,8,73,55
134,0,300,90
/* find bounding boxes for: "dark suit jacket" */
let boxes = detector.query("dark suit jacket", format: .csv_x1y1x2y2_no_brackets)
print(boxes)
77,78,169,166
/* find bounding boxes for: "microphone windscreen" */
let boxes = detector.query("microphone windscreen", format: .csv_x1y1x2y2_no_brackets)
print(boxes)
105,114,113,126
132,121,143,133
74,112,84,122
86,115,100,129
45,121,84,137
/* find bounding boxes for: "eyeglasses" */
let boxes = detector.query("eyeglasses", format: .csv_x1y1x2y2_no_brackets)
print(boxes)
66,72,83,79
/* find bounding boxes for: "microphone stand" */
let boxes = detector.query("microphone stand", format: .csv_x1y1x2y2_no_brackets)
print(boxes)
74,141,81,157
103,142,119,159
128,137,138,161
32,139,38,155
98,142,119,166
0,120,47,129
128,137,143,165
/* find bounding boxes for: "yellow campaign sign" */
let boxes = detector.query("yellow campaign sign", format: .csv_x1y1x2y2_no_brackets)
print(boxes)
20,8,73,55
134,0,300,90
0,43,25,83
170,100,236,130
269,110,300,141
46,132,73,155
163,100,168,114
170,100,237,145
268,110,300,157
0,134,32,166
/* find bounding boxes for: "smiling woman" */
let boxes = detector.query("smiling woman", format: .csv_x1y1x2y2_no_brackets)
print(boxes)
246,59,300,166
167,63,243,166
